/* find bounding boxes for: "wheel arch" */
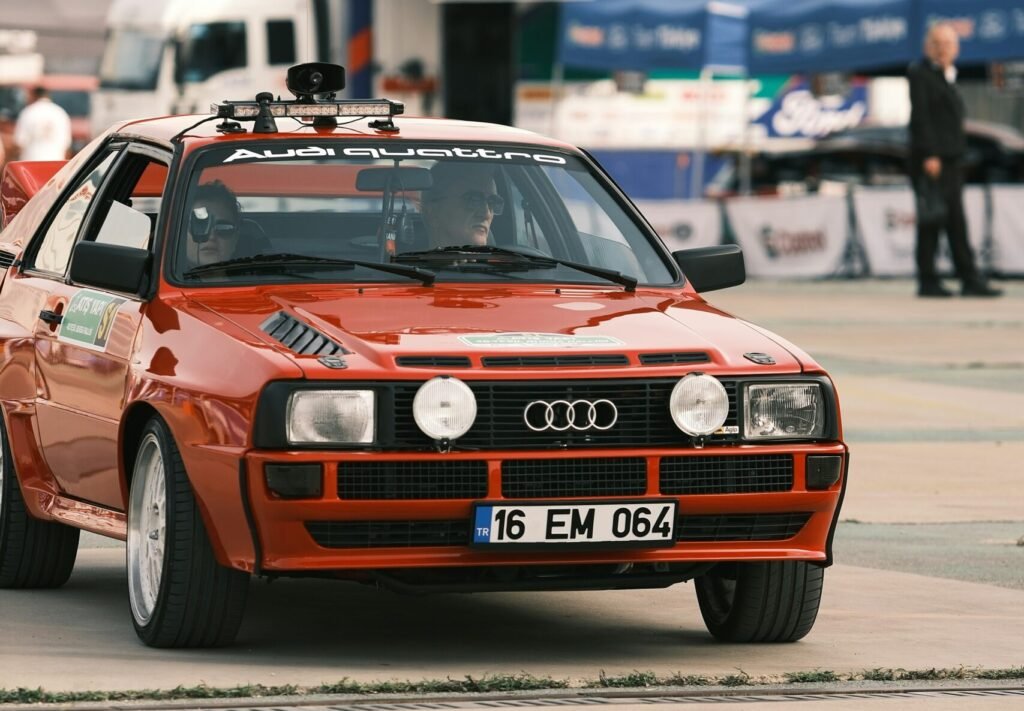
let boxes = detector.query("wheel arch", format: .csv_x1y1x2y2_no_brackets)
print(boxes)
119,398,257,573
120,401,163,494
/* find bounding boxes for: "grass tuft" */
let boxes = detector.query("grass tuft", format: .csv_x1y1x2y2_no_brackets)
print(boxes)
784,670,840,684
860,668,898,682
719,670,751,687
4,666,1024,704
586,671,659,688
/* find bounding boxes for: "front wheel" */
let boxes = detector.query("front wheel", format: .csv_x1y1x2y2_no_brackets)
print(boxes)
127,417,249,647
695,561,824,643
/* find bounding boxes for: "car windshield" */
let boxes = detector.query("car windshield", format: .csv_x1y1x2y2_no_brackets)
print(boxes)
171,142,676,287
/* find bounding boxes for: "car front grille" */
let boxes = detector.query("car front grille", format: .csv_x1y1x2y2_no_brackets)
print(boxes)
305,512,812,549
306,520,469,548
391,378,739,450
675,513,811,542
338,461,488,500
660,455,793,495
336,455,794,500
501,457,646,498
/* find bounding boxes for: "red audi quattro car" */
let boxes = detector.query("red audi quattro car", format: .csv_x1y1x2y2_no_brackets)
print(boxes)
0,64,846,648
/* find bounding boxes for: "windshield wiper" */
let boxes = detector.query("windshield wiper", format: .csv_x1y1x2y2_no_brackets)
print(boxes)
395,245,638,291
183,252,435,285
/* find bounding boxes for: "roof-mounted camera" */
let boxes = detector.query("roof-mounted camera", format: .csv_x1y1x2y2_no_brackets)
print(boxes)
209,63,404,134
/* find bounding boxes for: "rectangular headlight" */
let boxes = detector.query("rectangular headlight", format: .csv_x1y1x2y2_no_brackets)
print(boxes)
286,390,375,444
743,383,824,440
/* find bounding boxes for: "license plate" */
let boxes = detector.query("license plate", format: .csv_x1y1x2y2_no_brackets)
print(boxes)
472,500,677,548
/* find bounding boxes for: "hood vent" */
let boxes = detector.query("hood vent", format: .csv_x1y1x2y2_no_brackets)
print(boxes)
639,352,710,365
482,354,629,368
260,312,347,356
0,251,16,269
396,356,471,368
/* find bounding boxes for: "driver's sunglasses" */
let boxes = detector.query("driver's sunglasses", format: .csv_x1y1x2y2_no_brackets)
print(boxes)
455,190,505,215
190,209,240,243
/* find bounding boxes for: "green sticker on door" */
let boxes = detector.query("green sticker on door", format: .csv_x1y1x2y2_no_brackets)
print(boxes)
57,290,126,350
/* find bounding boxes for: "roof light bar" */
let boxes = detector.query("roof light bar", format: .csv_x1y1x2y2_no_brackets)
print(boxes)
211,99,403,121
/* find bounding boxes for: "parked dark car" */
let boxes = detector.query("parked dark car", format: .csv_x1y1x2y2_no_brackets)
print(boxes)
707,120,1024,197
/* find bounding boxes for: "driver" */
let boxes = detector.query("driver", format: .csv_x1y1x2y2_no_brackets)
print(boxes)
421,163,504,248
185,180,242,266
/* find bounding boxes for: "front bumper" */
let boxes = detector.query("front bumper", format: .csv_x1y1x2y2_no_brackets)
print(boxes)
236,444,847,573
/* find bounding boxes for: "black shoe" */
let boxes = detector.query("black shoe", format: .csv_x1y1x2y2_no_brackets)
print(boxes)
961,282,1002,297
918,283,953,298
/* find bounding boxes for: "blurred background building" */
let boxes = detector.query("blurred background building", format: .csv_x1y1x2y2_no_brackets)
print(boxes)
2,0,1024,202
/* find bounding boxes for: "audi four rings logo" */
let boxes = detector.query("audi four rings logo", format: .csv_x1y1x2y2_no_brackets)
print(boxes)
523,399,619,432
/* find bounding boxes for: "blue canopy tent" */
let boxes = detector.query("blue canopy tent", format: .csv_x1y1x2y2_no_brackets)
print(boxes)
557,0,750,74
555,1,753,198
747,0,916,75
747,0,1024,76
918,1,1024,65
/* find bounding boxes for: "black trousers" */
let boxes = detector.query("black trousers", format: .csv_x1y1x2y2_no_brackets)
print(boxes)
910,156,979,286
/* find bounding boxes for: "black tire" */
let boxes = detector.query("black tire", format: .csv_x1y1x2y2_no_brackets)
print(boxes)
695,561,824,643
127,417,248,647
0,415,80,588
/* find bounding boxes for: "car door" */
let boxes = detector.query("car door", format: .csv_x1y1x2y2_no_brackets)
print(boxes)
27,143,169,510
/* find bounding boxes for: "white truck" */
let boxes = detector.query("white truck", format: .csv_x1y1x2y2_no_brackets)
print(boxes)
93,0,340,134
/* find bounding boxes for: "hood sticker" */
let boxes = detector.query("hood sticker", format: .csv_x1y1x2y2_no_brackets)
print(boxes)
459,333,624,349
57,290,126,351
553,302,605,311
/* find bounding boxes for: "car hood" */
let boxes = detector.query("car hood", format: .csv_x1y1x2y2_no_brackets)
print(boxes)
186,285,804,377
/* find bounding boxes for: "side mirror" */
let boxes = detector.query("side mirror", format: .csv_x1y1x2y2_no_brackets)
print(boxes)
69,242,151,295
673,245,745,293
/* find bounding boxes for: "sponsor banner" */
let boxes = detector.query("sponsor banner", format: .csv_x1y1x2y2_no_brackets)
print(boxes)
989,185,1024,275
964,186,988,270
725,194,849,278
853,186,987,277
749,0,915,74
57,290,126,351
754,79,868,139
633,199,721,252
921,1,1024,66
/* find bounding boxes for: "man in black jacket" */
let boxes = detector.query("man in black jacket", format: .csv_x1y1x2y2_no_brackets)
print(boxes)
908,23,1001,297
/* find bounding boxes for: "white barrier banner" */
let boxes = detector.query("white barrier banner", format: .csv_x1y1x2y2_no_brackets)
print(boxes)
725,194,848,277
965,186,987,270
989,185,1024,275
853,186,986,277
634,199,721,252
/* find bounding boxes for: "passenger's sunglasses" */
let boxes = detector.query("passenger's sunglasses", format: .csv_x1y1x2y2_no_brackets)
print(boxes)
437,190,504,216
190,207,240,243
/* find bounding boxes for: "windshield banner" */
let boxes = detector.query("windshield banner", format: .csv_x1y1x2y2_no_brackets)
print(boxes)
634,199,721,252
989,185,1024,275
852,186,986,277
725,194,849,278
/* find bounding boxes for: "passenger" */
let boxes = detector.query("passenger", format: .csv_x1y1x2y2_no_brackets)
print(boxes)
185,180,242,266
420,163,503,248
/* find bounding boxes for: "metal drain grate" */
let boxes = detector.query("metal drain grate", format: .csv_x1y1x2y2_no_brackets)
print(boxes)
217,686,1024,711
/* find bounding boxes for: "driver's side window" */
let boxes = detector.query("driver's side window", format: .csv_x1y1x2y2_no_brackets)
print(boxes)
89,157,168,251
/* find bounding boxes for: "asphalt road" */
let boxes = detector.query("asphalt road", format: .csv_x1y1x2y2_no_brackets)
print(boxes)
2,278,1022,702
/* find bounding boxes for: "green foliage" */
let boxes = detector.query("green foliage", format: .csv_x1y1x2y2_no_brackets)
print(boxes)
3,667,1023,704
784,670,840,683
